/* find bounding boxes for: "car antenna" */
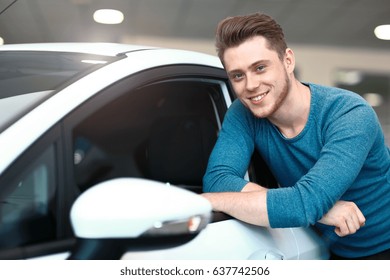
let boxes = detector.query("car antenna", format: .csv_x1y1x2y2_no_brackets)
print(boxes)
0,0,18,16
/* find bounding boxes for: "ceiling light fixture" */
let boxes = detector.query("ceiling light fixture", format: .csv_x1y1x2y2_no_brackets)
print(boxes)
374,24,390,40
93,9,124,25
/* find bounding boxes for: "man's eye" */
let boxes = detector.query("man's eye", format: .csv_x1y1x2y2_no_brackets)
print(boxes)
230,73,243,80
256,65,265,71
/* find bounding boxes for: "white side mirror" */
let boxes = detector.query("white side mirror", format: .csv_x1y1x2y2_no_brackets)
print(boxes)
68,178,211,259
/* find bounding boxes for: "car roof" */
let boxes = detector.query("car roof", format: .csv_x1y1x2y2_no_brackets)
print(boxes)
0,42,155,56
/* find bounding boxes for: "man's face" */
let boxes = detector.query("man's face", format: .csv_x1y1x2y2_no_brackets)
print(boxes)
223,36,292,119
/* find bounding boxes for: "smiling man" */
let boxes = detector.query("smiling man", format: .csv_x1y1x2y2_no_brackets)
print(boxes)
202,12,390,259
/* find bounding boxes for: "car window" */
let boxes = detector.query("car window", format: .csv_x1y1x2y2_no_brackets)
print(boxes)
72,79,224,193
0,51,120,132
0,51,118,98
0,144,57,250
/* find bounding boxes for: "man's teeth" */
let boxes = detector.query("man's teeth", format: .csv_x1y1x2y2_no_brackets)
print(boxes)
251,93,266,101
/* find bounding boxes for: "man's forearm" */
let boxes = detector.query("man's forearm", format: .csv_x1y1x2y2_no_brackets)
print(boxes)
201,182,269,226
201,179,366,238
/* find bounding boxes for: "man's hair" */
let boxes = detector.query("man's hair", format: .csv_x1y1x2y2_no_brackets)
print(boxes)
215,12,287,62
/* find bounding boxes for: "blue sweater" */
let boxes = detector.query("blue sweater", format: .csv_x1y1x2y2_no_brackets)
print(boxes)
203,83,390,258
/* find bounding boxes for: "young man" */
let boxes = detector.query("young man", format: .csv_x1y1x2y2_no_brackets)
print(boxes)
202,12,390,259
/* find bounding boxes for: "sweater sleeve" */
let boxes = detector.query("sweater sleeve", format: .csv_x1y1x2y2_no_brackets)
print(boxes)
203,100,255,192
267,102,380,228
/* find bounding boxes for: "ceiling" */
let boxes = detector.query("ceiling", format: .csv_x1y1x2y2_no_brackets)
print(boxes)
0,0,390,51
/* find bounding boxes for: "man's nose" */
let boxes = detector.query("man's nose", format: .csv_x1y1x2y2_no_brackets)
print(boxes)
246,73,259,91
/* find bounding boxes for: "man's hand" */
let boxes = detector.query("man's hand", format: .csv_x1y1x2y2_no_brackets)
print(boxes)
318,201,366,237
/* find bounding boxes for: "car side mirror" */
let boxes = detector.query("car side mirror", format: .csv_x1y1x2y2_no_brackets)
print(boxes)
67,178,211,260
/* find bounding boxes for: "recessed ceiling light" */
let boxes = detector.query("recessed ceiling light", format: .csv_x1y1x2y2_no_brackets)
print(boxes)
374,24,390,40
93,9,124,25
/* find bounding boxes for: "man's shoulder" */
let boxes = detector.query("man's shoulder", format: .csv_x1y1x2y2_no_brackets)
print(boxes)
227,99,251,117
309,83,363,100
309,83,368,109
308,83,377,129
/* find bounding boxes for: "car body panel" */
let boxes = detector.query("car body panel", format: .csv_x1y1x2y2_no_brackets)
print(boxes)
124,219,329,260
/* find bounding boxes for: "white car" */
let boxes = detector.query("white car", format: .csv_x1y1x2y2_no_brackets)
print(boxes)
0,43,329,260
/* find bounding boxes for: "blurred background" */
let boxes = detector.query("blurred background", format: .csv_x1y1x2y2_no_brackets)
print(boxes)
1,0,390,141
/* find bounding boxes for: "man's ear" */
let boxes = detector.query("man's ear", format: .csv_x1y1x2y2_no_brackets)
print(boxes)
284,48,295,74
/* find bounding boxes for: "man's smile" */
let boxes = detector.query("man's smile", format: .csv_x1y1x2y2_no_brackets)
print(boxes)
248,91,268,103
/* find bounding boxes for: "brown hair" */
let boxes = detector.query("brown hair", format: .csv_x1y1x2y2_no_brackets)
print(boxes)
215,12,287,62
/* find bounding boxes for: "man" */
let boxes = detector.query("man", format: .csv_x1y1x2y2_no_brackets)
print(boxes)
202,12,390,259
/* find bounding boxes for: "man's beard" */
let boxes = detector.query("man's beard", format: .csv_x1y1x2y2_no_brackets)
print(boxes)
252,74,291,119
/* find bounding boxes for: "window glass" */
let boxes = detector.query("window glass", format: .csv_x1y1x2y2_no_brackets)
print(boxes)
0,51,120,132
0,145,57,249
72,80,223,193
0,51,118,98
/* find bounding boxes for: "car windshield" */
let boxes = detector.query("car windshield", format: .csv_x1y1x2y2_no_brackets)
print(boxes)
0,51,120,132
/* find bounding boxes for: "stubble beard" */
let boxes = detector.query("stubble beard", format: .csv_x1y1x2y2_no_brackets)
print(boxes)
251,74,291,119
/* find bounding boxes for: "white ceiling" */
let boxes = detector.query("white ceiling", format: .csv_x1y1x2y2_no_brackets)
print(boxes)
0,0,390,50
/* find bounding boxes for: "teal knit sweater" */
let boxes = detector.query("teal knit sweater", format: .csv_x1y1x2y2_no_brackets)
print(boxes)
203,83,390,258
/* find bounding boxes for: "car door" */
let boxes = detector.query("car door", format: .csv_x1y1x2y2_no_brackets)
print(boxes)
62,63,329,260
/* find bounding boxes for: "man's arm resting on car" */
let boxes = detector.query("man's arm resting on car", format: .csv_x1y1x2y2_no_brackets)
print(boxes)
201,182,365,237
202,182,269,226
